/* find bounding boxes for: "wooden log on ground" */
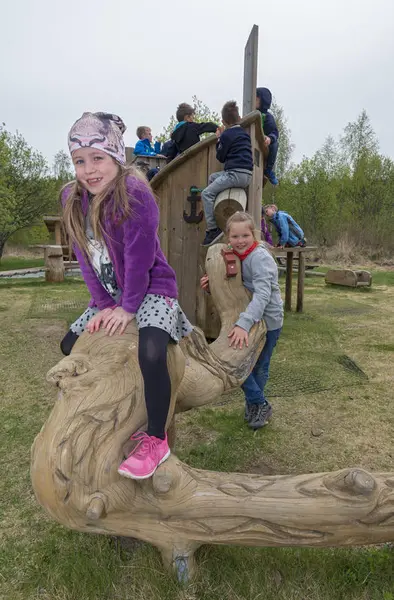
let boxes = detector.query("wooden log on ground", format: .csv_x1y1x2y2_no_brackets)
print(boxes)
214,188,247,231
44,245,65,283
325,269,372,288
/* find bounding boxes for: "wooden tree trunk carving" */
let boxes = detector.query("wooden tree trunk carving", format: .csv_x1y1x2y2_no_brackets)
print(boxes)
31,244,394,580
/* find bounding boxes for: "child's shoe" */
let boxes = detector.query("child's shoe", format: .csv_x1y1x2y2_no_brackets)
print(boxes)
202,227,224,247
248,402,273,429
118,431,170,480
264,168,279,186
244,402,256,421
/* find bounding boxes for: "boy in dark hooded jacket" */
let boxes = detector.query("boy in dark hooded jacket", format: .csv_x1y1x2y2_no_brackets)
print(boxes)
170,103,218,157
256,87,279,186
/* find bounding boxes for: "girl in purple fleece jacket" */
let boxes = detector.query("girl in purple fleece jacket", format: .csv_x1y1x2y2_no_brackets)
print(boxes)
61,111,193,480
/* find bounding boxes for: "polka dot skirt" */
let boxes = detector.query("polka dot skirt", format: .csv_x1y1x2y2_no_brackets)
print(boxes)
70,294,193,343
136,294,193,342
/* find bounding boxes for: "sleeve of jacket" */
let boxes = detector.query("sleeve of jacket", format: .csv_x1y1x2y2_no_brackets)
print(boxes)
215,130,230,163
235,251,274,332
165,141,178,161
197,122,218,135
263,113,279,144
277,212,289,245
120,179,160,314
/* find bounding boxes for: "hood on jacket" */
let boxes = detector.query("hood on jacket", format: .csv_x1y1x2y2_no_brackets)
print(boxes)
256,87,272,113
171,121,187,143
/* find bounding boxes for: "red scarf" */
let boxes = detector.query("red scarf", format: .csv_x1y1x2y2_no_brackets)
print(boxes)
231,241,259,261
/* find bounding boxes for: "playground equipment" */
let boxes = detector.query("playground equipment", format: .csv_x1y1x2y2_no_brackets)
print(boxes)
30,27,393,582
325,269,372,288
124,25,266,338
31,243,394,582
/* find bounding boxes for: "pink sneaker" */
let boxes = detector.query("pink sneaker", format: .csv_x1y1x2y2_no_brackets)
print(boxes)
118,432,170,480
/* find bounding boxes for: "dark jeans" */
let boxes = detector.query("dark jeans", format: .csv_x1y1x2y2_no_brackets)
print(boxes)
266,139,278,171
60,326,172,440
241,328,282,404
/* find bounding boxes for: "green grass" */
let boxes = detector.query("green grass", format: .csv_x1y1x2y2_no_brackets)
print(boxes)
0,270,394,599
0,256,45,271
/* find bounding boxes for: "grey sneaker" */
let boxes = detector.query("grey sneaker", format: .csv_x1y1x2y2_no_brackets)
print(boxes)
244,402,256,422
248,402,273,429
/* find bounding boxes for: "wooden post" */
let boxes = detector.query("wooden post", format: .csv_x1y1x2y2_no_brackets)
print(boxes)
54,222,62,246
242,25,263,237
296,251,305,312
243,25,259,117
285,251,293,311
44,245,65,283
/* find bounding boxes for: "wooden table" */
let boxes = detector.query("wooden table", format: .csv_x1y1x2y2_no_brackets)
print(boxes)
271,247,317,312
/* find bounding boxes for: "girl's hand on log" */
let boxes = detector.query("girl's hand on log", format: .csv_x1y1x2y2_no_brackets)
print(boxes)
102,307,135,336
86,308,115,333
228,326,249,349
200,274,210,293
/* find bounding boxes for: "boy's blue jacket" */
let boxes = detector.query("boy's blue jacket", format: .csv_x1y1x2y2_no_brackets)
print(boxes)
134,138,156,156
256,87,279,144
272,211,304,246
216,125,253,171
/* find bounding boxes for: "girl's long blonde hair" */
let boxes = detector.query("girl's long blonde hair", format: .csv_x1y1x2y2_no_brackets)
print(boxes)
61,164,146,258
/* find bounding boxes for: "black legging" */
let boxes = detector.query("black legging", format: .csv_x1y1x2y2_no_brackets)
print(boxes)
60,326,171,440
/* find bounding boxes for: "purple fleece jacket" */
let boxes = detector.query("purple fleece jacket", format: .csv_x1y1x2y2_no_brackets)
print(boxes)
61,176,178,313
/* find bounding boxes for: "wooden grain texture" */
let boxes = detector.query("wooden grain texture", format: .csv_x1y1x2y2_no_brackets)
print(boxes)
214,188,247,231
243,25,259,117
296,252,305,313
325,269,372,288
285,251,294,311
31,243,394,580
44,245,64,283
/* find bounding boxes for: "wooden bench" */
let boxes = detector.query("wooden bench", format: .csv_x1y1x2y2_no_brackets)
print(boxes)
271,246,318,312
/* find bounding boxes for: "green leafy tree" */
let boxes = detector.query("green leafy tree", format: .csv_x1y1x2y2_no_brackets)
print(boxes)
341,109,379,169
270,99,294,178
53,149,73,182
0,125,56,259
157,96,220,142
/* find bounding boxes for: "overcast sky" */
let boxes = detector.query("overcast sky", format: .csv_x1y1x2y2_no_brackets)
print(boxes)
1,0,393,168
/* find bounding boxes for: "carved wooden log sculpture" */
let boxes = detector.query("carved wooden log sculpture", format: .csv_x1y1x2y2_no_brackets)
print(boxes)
31,244,394,581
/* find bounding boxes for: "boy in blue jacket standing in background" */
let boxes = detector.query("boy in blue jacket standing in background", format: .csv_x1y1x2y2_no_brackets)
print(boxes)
256,87,279,186
264,204,306,247
201,100,253,246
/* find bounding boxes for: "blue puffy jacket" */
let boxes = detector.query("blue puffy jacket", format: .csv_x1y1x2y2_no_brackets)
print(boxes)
271,211,304,246
134,138,157,156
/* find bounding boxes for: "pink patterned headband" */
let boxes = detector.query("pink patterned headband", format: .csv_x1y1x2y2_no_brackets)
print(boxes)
68,112,127,165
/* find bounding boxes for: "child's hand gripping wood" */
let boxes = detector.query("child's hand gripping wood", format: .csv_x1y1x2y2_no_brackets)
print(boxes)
228,325,249,349
200,274,210,293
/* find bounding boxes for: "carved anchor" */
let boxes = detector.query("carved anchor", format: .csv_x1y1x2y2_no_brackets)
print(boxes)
183,186,204,224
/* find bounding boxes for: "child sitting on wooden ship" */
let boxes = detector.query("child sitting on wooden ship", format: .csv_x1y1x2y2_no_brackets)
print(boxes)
201,101,254,247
